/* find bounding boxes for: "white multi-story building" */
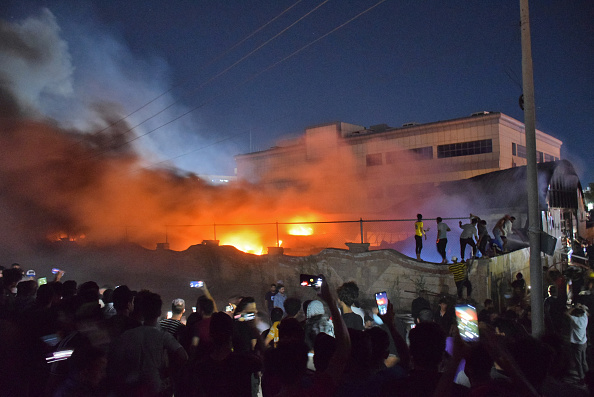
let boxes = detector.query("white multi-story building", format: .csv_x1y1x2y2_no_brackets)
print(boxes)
235,112,562,192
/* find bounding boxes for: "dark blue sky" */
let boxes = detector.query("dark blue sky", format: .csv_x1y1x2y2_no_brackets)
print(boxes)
2,0,593,183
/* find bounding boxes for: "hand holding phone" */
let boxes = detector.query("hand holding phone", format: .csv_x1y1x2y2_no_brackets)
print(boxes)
455,304,479,342
375,291,388,315
300,274,322,288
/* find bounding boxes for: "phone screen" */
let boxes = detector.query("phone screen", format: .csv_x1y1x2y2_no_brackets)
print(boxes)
300,274,322,288
455,304,479,342
51,268,60,274
375,291,388,315
190,281,204,288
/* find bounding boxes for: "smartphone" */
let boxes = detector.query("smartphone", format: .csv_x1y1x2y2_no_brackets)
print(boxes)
37,277,47,286
167,311,173,319
225,304,235,312
234,312,255,321
375,291,388,315
51,268,61,274
455,304,479,342
300,274,322,288
190,281,204,288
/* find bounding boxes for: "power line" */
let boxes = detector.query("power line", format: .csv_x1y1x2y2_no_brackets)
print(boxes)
87,0,332,159
85,0,305,141
100,0,390,166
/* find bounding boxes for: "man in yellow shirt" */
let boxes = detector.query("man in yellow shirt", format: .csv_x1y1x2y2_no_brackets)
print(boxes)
414,214,429,260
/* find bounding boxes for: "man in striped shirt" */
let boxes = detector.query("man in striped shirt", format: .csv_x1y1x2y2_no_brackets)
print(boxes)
160,298,186,339
448,257,472,300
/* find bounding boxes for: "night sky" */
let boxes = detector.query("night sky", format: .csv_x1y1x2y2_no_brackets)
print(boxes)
2,1,593,183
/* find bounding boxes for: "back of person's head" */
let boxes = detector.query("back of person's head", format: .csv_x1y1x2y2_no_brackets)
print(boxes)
62,280,77,298
36,283,56,307
313,332,336,372
196,295,214,316
2,268,22,287
68,345,106,386
417,213,423,220
484,299,493,307
409,322,445,370
270,307,284,323
516,272,523,280
234,296,255,315
278,317,304,343
337,281,359,306
138,291,161,321
265,340,309,386
171,298,185,315
17,279,37,297
346,329,372,375
480,220,487,226
209,311,234,345
418,308,434,323
465,343,493,386
284,297,301,317
366,326,390,365
102,288,114,304
112,285,134,312
78,281,100,304
471,217,478,224
437,217,443,223
302,299,312,315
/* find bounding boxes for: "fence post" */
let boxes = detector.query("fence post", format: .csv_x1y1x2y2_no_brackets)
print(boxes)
360,218,364,244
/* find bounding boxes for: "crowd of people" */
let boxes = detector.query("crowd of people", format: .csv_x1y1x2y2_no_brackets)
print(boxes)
414,213,517,264
2,260,594,397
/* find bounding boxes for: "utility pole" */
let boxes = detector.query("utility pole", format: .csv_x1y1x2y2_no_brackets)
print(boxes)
520,0,544,337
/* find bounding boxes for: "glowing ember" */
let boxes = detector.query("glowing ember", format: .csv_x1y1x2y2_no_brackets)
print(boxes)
219,231,264,255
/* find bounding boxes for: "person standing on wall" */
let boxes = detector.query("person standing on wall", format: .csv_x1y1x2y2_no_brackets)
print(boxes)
414,214,429,261
436,217,451,264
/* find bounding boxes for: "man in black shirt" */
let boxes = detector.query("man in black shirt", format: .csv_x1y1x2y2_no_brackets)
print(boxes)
337,281,364,330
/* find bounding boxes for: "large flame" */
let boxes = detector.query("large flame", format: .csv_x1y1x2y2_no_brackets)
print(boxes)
219,231,265,255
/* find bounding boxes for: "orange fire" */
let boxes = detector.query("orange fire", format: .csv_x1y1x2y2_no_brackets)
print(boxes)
219,231,265,255
286,215,317,236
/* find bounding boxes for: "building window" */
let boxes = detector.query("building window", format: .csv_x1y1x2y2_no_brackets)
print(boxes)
385,151,399,164
516,144,527,159
554,157,559,161
366,153,383,166
410,146,433,159
437,139,492,159
545,153,555,162
537,151,544,163
512,143,517,156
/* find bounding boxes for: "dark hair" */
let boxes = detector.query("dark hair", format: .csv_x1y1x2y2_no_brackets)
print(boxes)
2,268,23,287
417,214,423,220
278,317,305,342
436,217,443,223
102,289,114,304
271,307,284,323
68,345,106,375
366,326,390,364
337,281,359,306
313,332,336,372
471,217,478,224
139,292,162,321
17,279,37,297
284,297,301,317
210,311,234,344
78,281,100,304
62,280,78,298
112,285,134,311
409,322,445,369
480,220,487,225
36,283,56,307
418,308,434,323
197,295,214,315
234,296,256,316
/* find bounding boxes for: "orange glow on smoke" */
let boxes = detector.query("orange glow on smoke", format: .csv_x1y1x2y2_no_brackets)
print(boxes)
288,225,314,236
219,231,264,255
286,215,317,236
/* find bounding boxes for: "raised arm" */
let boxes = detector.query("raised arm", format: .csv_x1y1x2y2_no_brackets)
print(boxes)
317,274,351,386
201,282,218,313
378,300,410,369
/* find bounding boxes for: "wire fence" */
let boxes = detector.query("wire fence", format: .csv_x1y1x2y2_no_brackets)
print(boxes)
142,217,469,255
